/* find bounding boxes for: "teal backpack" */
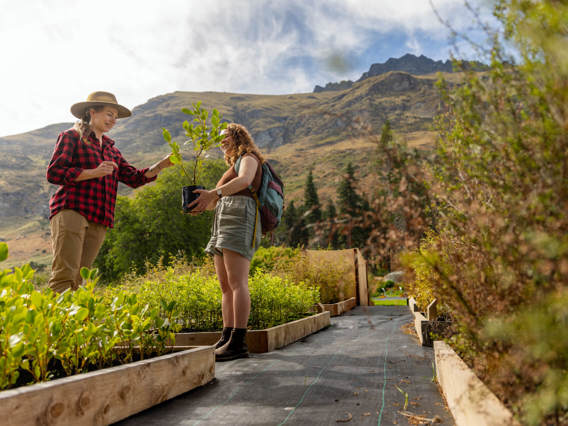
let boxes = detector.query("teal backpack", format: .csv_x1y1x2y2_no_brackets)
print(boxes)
235,156,284,240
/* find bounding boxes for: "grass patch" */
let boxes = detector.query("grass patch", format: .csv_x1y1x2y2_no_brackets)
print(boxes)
371,297,408,306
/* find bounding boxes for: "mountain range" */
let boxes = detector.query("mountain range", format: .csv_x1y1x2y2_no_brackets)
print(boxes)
313,53,486,92
0,54,470,266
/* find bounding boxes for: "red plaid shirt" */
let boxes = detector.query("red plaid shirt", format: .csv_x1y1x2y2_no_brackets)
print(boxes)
47,129,156,228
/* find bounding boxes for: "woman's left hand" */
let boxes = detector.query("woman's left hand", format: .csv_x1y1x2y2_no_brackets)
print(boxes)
186,189,217,214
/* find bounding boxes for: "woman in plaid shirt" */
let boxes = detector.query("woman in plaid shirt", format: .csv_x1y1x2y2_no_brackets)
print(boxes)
46,91,173,293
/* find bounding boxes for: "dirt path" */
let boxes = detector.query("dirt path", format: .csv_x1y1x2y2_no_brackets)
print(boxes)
116,306,453,425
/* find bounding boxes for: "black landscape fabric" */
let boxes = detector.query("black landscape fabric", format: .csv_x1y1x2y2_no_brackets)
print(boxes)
116,306,453,426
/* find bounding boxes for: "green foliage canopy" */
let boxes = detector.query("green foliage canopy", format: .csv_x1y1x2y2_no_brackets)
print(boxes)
94,160,226,282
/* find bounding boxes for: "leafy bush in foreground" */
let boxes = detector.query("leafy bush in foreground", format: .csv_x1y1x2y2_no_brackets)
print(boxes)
0,258,174,390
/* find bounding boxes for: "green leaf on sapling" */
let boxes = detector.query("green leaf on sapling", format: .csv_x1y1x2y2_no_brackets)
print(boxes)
80,267,90,281
0,242,8,262
162,128,171,142
211,111,220,127
89,268,99,280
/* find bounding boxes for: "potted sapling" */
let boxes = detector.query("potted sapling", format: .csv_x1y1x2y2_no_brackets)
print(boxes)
162,102,227,212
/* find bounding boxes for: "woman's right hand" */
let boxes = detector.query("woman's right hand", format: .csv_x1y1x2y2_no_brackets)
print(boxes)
187,189,218,214
93,161,118,178
75,161,118,182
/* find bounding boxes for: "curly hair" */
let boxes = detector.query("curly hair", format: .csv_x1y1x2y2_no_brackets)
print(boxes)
72,105,104,143
224,123,265,166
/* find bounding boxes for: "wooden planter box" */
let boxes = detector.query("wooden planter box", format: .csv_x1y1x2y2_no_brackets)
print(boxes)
174,311,331,353
434,341,519,426
322,297,357,316
408,297,451,347
0,346,215,426
408,296,420,313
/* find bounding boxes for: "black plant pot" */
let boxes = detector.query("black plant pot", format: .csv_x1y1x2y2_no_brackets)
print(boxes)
182,185,205,213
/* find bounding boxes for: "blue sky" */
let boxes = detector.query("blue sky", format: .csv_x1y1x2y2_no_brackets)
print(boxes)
0,0,496,137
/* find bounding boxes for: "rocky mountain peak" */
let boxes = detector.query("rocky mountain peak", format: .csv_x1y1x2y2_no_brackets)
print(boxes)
314,53,486,93
357,54,453,82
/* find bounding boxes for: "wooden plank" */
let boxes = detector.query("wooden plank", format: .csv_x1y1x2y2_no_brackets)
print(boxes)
264,311,330,352
426,299,438,321
171,332,220,346
409,298,450,347
408,296,420,312
434,341,520,426
413,311,429,346
355,249,369,306
175,312,331,353
322,297,357,316
0,346,215,426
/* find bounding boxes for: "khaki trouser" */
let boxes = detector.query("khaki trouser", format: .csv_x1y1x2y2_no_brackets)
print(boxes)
48,210,107,293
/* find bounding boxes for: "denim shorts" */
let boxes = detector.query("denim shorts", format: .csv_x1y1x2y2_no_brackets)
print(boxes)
205,196,261,261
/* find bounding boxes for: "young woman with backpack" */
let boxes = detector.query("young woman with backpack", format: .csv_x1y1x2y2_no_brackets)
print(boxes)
188,123,265,361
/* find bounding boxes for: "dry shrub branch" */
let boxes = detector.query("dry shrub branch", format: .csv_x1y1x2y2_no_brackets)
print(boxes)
396,1,568,424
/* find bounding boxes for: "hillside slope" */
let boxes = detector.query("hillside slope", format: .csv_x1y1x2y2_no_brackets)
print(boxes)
0,70,462,265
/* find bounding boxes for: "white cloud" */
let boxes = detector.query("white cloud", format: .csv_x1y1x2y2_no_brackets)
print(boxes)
405,37,422,55
0,0,495,137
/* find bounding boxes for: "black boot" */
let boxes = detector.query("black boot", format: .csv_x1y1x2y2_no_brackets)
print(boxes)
215,328,249,361
214,327,233,349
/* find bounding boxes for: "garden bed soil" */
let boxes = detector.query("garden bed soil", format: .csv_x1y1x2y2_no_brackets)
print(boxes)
321,297,357,316
434,341,519,426
0,346,215,426
174,311,331,353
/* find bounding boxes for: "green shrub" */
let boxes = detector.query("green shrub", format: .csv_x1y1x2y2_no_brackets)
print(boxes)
414,1,568,423
400,235,451,314
0,260,174,390
483,290,568,425
250,246,301,275
248,272,320,329
117,267,222,331
251,247,353,304
116,263,320,331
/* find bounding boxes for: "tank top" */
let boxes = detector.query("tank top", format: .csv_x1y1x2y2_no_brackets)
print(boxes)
216,153,262,198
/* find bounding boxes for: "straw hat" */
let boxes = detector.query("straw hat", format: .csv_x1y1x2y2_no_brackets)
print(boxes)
70,91,131,119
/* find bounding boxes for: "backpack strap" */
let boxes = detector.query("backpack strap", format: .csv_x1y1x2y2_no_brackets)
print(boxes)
235,155,260,249
235,155,259,194
251,194,260,249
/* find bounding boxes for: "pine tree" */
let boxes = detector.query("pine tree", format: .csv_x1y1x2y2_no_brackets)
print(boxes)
283,200,298,229
376,120,402,195
335,162,372,248
283,200,309,247
324,199,337,221
303,169,321,224
322,199,341,248
337,162,362,216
